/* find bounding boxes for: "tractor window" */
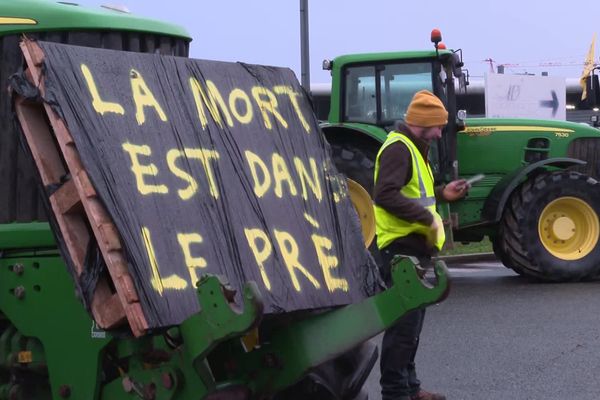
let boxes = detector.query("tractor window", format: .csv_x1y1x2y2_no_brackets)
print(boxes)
343,62,433,125
380,63,433,123
344,66,377,122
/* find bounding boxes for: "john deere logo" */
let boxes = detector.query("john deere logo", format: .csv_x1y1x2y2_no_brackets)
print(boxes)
463,126,496,137
462,125,574,137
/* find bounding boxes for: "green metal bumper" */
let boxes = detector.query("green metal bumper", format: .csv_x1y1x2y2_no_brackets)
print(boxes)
0,222,56,250
181,256,450,397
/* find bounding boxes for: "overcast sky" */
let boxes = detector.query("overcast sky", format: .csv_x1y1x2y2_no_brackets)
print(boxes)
77,0,598,83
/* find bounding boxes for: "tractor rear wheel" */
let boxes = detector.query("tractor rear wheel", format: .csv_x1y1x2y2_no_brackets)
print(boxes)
496,171,600,281
491,236,528,276
329,141,381,263
330,142,377,196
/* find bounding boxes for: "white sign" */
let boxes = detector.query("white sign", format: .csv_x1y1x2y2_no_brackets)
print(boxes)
485,73,566,120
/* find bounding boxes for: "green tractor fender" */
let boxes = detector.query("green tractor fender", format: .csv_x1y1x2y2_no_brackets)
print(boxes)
320,122,387,144
320,122,388,146
482,157,586,223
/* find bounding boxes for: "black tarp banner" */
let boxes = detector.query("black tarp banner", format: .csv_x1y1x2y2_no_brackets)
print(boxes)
36,41,377,329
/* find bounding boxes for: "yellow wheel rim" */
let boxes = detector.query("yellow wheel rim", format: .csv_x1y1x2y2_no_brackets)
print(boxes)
538,196,599,260
347,179,376,248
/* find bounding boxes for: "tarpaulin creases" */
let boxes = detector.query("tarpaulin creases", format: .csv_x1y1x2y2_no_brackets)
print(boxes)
36,41,378,329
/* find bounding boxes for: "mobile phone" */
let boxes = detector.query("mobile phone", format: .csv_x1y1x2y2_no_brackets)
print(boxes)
466,173,485,186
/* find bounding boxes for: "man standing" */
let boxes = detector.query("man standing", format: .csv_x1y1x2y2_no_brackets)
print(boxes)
374,90,467,400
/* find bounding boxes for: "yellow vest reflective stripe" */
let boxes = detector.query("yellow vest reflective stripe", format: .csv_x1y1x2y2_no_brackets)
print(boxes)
373,131,446,250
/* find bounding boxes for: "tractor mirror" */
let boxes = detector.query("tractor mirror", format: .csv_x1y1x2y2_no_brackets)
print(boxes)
451,52,464,78
583,73,600,108
457,68,469,93
591,74,600,107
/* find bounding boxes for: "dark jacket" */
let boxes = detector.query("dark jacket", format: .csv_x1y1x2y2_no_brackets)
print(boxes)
373,123,444,256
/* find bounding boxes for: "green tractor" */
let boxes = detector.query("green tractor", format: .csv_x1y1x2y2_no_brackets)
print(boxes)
0,1,449,399
321,29,600,282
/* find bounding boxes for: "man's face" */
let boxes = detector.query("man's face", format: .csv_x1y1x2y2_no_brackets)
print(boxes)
420,125,445,142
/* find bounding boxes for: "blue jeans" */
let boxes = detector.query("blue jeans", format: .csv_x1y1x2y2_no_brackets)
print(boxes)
380,308,426,399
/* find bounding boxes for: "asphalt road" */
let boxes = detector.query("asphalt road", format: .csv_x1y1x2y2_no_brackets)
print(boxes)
363,260,600,400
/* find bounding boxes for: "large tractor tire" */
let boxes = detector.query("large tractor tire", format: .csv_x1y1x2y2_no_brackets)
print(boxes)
491,233,529,277
329,141,381,263
330,142,377,196
496,170,600,281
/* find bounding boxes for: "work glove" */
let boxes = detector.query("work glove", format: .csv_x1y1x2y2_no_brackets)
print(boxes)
426,213,444,248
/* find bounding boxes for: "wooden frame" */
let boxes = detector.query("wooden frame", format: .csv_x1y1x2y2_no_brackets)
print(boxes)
14,39,148,337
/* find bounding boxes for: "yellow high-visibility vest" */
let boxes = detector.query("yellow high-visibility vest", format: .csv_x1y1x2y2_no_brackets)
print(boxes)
373,131,445,250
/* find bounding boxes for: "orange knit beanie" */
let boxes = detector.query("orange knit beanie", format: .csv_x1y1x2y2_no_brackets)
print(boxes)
405,90,448,127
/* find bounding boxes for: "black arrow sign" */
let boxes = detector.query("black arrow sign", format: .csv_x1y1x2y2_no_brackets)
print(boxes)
540,90,559,117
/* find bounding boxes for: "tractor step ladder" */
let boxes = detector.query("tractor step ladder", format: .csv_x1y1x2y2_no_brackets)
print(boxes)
13,39,148,337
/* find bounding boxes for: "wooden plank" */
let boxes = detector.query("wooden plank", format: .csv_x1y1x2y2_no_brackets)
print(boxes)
12,95,62,223
75,169,97,199
98,224,122,251
46,201,89,274
12,38,142,331
17,39,149,337
13,98,66,186
47,107,148,336
51,179,82,215
91,278,126,328
19,40,44,87
114,266,139,303
50,117,76,148
16,94,87,273
15,102,132,331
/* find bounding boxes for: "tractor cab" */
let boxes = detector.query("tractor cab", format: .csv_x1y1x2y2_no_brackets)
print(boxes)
324,29,467,182
322,29,600,283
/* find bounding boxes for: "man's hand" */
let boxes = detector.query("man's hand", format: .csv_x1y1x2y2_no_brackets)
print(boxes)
426,214,444,247
443,179,469,202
